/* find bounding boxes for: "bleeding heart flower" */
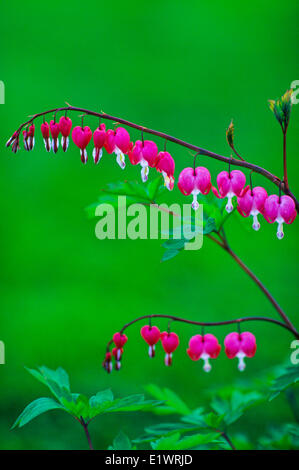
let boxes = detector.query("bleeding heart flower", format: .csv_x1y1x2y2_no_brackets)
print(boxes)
72,125,92,164
212,170,246,213
160,331,179,366
178,166,211,210
103,351,112,373
6,131,19,149
113,331,128,359
224,331,256,371
23,124,35,151
104,127,131,169
50,120,60,153
128,140,158,182
263,194,297,239
59,116,72,152
156,152,175,190
140,325,161,358
112,347,123,371
41,122,51,152
92,123,106,164
237,186,268,231
187,334,221,372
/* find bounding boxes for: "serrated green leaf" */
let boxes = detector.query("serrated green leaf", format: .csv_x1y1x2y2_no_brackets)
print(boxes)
269,364,299,400
151,432,181,450
12,398,65,429
25,366,72,403
89,389,114,408
145,422,197,436
145,385,190,415
211,391,263,426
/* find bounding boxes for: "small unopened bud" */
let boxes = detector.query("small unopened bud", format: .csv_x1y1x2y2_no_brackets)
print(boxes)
226,120,234,148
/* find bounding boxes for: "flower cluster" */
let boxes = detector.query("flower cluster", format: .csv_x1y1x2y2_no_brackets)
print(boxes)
6,115,296,238
6,119,175,191
178,167,296,239
104,325,257,373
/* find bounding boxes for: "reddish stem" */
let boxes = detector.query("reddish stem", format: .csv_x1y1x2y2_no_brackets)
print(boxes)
80,417,94,450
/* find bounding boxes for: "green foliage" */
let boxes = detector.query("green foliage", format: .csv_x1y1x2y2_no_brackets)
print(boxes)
151,431,220,450
145,384,191,415
12,367,163,429
108,432,136,450
269,364,299,400
11,398,64,429
210,390,263,426
258,424,299,450
139,384,267,450
86,176,165,218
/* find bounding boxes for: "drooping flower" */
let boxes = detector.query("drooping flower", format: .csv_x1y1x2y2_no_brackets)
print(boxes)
6,131,20,153
72,125,92,164
113,332,128,361
212,170,246,213
41,122,51,152
6,131,19,148
103,351,112,373
92,123,106,164
23,124,35,151
104,127,131,169
263,194,297,239
224,331,256,371
112,347,123,371
178,166,211,210
128,140,158,182
140,325,161,358
50,120,60,153
160,331,179,366
187,334,221,372
156,151,175,190
237,186,268,231
58,116,72,152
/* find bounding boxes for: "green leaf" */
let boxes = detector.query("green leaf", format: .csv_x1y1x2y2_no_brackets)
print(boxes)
86,178,165,219
145,385,191,415
110,431,132,450
173,432,221,450
151,432,181,450
146,175,165,200
151,431,220,450
144,422,197,436
211,391,263,426
89,389,114,408
12,398,64,429
269,364,299,400
25,366,72,404
61,393,90,420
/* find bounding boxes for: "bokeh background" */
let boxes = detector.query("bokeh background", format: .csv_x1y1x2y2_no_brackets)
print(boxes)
0,0,298,450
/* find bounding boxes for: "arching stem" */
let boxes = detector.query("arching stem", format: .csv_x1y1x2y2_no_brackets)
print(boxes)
10,105,299,211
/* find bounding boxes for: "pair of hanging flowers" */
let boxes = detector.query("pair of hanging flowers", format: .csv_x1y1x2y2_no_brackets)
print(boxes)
178,166,296,239
6,112,296,239
103,325,257,374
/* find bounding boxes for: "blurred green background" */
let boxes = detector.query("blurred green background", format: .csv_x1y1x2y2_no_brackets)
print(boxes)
0,0,298,450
